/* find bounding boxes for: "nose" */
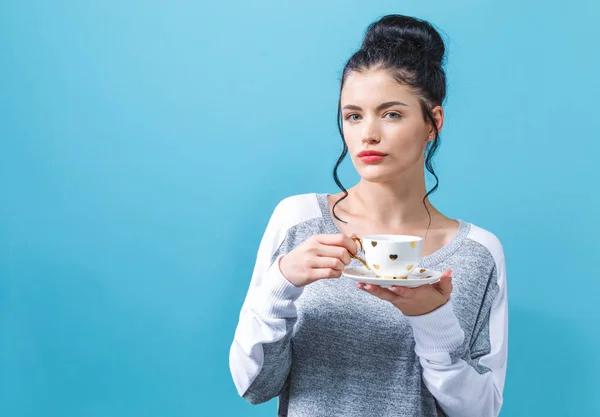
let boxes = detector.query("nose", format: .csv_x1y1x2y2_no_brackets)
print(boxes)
361,120,380,145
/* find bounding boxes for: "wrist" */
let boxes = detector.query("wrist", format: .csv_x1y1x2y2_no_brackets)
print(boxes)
253,256,304,319
278,255,295,286
397,296,450,317
278,255,305,288
405,298,465,359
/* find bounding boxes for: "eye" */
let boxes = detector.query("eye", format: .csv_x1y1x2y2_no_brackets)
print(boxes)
344,113,362,122
384,112,402,120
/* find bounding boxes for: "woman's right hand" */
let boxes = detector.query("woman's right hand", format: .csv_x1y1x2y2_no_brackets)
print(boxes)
278,234,359,287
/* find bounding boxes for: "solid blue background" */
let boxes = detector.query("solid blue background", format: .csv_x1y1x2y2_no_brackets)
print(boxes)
1,0,599,416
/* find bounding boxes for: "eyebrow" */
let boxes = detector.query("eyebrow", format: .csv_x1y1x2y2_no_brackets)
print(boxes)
342,101,409,111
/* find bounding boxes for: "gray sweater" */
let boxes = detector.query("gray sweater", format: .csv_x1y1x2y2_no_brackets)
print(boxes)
230,193,508,417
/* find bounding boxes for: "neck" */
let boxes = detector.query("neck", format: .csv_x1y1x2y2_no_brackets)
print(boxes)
350,171,436,230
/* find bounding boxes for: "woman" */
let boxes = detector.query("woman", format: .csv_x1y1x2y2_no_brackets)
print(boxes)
229,14,508,417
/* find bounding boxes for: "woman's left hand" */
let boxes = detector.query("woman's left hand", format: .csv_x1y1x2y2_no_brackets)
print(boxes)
357,270,453,316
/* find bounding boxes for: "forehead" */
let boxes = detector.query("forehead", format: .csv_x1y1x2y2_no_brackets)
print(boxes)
340,69,417,106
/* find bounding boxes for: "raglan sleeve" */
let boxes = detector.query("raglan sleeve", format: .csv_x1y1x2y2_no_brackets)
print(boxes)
229,199,304,404
405,240,508,417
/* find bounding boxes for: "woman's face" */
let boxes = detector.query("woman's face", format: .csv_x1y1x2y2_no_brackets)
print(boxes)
340,68,443,183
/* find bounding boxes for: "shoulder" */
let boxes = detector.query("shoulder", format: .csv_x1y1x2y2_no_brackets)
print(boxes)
269,193,324,231
257,193,326,259
464,222,506,275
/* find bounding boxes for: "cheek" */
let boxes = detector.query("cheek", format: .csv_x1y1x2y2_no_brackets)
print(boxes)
342,124,362,149
383,124,425,152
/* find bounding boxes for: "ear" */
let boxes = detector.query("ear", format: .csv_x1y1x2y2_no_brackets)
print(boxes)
426,106,444,142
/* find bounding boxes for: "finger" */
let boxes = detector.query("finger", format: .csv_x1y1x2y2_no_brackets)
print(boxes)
441,270,452,279
309,256,346,272
347,233,363,252
433,273,453,295
312,268,343,280
389,285,409,297
315,245,352,265
316,234,359,255
391,283,432,297
361,284,398,302
440,274,453,293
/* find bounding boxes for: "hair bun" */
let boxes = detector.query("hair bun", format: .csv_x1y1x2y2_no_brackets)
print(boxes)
361,15,445,66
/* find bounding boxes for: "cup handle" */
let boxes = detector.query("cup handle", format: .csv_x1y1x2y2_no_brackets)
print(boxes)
349,236,369,270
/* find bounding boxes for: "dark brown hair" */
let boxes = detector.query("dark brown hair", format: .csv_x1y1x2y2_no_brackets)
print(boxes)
332,14,447,224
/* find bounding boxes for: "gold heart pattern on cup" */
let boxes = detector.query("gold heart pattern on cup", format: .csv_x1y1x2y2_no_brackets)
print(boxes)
348,237,421,275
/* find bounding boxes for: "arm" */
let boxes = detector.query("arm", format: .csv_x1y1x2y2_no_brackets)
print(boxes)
229,201,304,404
406,255,508,417
230,194,358,404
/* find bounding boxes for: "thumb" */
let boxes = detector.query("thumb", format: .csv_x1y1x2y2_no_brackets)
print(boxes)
435,271,453,295
346,232,362,252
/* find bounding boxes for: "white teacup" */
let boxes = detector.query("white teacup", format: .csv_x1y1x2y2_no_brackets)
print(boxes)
350,235,423,279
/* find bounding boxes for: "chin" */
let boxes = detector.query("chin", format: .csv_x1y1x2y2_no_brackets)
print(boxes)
356,166,400,183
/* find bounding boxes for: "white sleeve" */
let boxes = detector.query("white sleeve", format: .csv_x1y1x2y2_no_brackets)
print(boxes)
229,257,303,404
229,196,315,404
405,239,508,417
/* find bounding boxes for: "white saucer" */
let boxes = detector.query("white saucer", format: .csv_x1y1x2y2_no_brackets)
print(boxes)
342,266,442,288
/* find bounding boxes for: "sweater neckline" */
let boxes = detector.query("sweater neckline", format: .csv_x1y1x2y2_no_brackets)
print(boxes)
315,193,470,268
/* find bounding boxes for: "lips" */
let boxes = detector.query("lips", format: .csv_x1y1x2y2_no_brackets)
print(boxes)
357,150,386,157
357,150,387,163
